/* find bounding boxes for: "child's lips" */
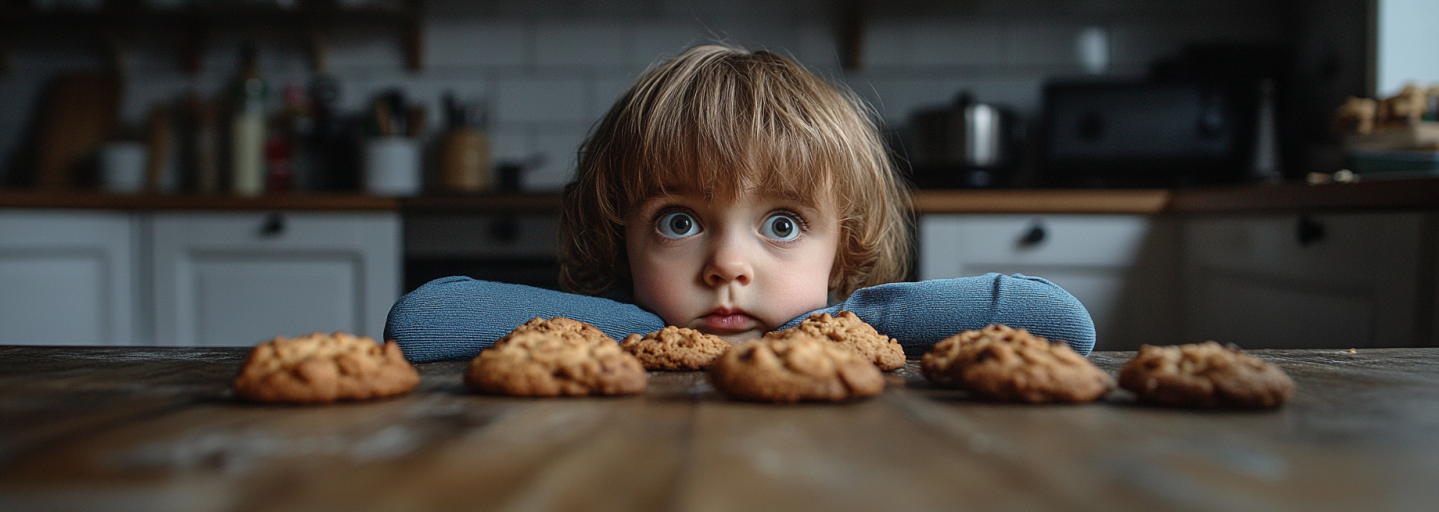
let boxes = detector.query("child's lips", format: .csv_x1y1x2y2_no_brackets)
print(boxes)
702,312,758,332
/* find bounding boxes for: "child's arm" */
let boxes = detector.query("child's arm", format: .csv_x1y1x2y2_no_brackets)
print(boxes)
383,276,666,362
782,273,1097,356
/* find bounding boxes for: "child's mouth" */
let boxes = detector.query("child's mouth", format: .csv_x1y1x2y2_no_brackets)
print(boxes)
702,312,758,332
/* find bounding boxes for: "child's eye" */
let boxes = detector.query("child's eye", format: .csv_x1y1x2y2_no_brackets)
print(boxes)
656,212,701,238
761,213,801,241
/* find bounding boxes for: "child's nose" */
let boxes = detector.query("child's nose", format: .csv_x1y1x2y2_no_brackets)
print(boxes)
704,234,753,287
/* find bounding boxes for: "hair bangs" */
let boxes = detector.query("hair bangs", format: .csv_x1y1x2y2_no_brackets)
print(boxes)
615,50,858,210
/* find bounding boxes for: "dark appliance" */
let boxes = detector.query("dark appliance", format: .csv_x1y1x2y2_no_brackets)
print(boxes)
1039,81,1254,187
1039,44,1291,187
906,93,1023,188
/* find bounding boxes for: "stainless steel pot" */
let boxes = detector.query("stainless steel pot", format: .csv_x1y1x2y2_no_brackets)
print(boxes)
908,93,1021,187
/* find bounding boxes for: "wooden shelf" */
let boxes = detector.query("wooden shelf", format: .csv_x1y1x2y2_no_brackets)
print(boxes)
4,178,1437,214
0,190,399,211
1167,177,1439,214
913,189,1172,215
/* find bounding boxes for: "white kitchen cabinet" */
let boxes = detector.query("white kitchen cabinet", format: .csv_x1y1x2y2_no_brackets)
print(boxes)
1181,213,1422,349
0,210,138,345
919,214,1180,350
151,212,400,347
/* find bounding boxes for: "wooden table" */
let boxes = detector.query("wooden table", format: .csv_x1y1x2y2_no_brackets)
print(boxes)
2,346,1437,512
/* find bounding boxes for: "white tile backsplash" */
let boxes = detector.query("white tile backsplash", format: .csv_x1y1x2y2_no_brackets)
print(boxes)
909,22,1007,67
535,22,632,69
1008,23,1093,67
632,24,703,68
494,77,587,124
527,128,588,192
590,75,637,120
863,23,911,68
427,20,529,68
328,24,407,72
488,130,530,163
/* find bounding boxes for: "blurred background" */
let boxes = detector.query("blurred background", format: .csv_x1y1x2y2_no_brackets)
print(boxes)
2,0,1437,351
0,0,1384,192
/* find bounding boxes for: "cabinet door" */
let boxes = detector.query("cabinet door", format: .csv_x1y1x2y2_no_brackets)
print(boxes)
152,212,399,346
1183,213,1421,349
920,214,1172,350
0,211,136,345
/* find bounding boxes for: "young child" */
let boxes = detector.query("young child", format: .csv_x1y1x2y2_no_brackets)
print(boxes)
384,45,1094,362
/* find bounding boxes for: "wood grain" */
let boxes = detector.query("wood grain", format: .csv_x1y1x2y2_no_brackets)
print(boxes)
913,189,1173,215
2,346,1438,511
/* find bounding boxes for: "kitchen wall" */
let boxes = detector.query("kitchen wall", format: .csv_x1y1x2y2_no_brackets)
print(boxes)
0,0,1354,191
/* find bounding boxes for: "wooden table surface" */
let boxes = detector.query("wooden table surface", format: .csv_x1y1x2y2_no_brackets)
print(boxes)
2,346,1437,512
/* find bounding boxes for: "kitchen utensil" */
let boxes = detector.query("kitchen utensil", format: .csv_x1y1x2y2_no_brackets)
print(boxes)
145,105,175,192
364,136,421,196
406,106,428,138
439,128,490,192
99,142,147,193
908,92,1022,188
34,73,121,189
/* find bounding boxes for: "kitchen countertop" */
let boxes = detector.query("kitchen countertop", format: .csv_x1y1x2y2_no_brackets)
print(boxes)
2,345,1437,511
2,177,1436,214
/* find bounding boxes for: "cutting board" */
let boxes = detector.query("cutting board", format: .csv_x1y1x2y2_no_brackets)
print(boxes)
34,73,121,190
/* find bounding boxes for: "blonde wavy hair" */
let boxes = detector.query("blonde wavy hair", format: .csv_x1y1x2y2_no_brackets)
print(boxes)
559,44,911,300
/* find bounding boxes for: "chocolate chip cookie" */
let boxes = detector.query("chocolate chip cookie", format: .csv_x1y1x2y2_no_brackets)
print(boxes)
1118,341,1294,408
465,318,647,396
921,324,1111,403
709,331,884,403
621,326,733,370
233,332,420,404
500,316,613,346
781,311,905,371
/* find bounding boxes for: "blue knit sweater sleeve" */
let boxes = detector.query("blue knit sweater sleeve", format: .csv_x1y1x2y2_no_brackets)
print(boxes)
383,276,665,362
385,273,1094,362
778,273,1096,356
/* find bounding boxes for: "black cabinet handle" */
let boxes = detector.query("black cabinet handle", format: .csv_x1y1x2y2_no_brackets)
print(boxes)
1297,214,1325,247
260,212,286,237
1019,223,1046,246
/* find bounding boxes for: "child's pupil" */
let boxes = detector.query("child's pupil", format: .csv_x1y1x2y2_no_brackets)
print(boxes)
670,215,693,234
771,217,793,238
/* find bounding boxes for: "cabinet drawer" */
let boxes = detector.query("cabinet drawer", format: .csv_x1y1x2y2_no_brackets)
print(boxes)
404,213,558,258
0,211,137,345
151,212,400,346
1184,213,1421,289
1181,212,1422,348
920,214,1151,278
1187,271,1373,349
919,214,1167,351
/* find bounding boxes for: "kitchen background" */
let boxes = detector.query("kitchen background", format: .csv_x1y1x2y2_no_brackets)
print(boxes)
0,0,1372,191
2,0,1435,351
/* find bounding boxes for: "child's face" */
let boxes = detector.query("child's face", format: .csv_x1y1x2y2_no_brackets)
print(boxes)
625,187,840,343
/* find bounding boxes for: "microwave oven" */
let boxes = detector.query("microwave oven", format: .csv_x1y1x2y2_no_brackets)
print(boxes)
1038,80,1260,187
